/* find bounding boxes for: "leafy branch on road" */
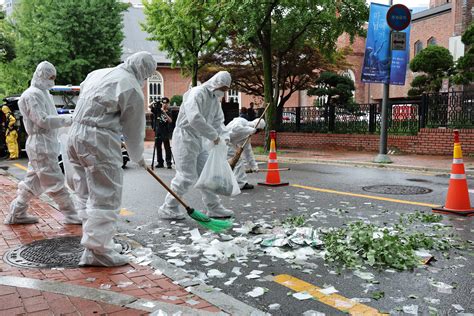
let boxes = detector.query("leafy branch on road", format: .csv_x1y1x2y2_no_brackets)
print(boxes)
321,217,456,271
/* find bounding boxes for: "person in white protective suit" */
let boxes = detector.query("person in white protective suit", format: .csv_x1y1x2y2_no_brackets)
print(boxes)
158,71,233,220
4,61,81,225
226,117,265,190
67,52,156,266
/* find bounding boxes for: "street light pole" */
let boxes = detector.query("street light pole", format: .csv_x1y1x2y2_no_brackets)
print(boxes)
374,0,393,164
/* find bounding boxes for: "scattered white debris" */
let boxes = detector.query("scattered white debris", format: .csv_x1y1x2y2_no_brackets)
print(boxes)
167,259,186,267
424,297,440,304
318,286,338,295
207,269,226,278
224,277,238,286
231,267,242,276
292,291,313,300
402,305,418,315
268,303,281,310
186,299,200,306
99,284,111,290
86,277,96,282
452,304,464,311
140,301,156,308
353,270,375,280
430,281,454,294
117,281,133,288
302,310,325,316
246,287,265,298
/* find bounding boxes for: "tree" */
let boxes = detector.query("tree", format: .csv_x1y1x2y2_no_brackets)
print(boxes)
408,45,454,96
10,0,126,85
143,0,228,87
453,23,474,85
307,71,356,131
223,0,368,133
201,39,349,126
0,11,15,63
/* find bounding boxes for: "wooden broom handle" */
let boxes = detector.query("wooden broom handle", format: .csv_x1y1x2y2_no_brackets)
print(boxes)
229,103,271,169
146,167,190,210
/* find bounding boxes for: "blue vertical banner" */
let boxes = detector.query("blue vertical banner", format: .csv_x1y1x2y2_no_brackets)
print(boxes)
389,27,411,85
361,4,391,84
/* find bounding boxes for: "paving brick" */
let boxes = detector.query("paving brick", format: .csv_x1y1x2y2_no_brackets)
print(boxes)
22,295,47,306
0,306,26,316
24,302,50,313
25,310,54,316
108,310,148,316
47,297,77,315
0,285,17,296
0,293,22,310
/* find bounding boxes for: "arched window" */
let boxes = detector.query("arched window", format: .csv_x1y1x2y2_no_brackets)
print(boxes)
427,37,437,46
227,89,240,104
148,72,163,103
414,41,423,56
340,69,356,97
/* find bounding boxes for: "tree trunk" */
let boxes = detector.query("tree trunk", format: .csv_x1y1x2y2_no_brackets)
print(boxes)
192,61,198,87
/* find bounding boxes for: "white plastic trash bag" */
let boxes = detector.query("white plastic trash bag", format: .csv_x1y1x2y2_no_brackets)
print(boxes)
195,140,240,196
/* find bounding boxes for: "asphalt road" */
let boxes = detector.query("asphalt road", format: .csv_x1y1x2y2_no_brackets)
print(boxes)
2,152,473,315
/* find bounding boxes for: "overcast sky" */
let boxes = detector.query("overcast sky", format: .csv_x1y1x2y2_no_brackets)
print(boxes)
367,0,429,7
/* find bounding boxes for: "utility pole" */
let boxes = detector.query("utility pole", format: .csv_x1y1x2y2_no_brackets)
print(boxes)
374,0,393,164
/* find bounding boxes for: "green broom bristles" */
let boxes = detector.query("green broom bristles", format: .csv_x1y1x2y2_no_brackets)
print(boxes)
187,208,233,233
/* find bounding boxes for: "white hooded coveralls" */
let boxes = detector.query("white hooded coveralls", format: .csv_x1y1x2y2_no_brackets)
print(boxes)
159,71,231,218
67,52,156,266
5,61,78,225
226,117,263,188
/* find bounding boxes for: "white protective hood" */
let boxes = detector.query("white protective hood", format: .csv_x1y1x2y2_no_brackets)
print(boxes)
31,61,56,90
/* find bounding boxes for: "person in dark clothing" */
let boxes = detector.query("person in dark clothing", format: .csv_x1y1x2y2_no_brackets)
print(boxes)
247,102,256,121
239,107,249,120
151,97,173,169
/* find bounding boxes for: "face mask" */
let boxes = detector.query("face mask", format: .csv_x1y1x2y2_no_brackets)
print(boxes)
45,79,55,89
213,90,225,99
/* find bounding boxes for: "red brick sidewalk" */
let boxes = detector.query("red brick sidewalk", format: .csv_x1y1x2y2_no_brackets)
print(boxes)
0,175,220,315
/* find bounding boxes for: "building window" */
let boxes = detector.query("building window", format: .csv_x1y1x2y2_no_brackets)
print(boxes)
227,89,240,104
427,37,437,46
414,41,423,56
148,72,163,103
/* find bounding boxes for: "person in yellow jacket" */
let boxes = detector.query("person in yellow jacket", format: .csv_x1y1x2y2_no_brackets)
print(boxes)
1,105,19,160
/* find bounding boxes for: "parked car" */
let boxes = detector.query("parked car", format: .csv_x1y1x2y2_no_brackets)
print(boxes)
282,111,296,123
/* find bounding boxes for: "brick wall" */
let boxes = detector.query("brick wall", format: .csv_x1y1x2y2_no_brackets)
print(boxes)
251,129,474,156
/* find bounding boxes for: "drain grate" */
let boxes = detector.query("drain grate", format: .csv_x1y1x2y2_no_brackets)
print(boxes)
3,236,131,268
362,185,432,195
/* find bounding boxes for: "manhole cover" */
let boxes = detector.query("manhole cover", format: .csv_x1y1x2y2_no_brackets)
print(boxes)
3,236,131,268
362,185,432,195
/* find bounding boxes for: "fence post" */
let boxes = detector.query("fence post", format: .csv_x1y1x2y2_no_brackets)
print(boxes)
295,107,301,132
419,94,427,129
369,103,376,133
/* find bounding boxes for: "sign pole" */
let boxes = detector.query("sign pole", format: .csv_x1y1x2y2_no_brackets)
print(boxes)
374,0,394,164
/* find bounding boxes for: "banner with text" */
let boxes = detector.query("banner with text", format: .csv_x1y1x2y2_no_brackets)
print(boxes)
361,3,391,84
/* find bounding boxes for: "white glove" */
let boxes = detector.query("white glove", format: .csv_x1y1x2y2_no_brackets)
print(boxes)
137,158,147,169
62,115,73,127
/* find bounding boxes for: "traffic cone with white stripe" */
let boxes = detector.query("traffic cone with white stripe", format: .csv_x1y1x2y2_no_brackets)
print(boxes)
433,130,474,217
258,130,289,187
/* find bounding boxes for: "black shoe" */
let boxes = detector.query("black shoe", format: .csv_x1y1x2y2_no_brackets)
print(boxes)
241,183,254,190
155,164,164,168
167,165,172,169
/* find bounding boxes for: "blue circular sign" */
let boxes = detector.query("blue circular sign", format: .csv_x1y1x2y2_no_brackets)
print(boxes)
386,4,411,31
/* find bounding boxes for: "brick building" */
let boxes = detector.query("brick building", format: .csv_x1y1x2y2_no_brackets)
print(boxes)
361,0,472,101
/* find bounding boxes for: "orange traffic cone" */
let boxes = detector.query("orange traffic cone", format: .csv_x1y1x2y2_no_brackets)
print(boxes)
258,131,289,187
433,130,474,217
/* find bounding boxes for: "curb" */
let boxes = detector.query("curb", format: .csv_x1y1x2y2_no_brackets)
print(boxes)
255,154,474,175
1,171,265,316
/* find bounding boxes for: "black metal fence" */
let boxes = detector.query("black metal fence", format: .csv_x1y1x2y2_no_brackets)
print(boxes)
280,91,474,135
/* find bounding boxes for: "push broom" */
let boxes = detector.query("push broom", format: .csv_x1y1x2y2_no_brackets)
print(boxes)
228,102,271,170
146,167,233,233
